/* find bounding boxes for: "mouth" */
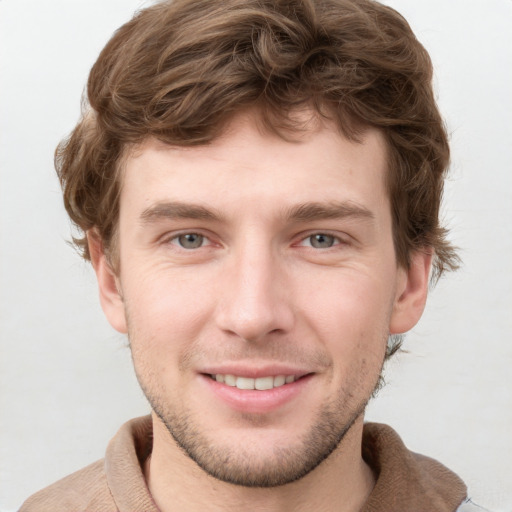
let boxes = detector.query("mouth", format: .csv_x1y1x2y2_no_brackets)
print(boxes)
209,373,298,390
201,371,314,414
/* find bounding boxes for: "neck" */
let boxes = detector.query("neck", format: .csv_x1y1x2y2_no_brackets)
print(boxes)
144,413,375,512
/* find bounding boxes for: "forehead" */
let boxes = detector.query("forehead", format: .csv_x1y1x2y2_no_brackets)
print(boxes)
120,111,390,221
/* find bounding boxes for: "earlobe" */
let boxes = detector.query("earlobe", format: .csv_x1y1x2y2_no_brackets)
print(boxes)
87,230,127,334
389,250,432,335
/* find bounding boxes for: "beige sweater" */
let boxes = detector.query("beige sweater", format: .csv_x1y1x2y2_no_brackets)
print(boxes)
20,416,467,511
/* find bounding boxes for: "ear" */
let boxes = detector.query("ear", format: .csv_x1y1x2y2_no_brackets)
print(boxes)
87,230,127,334
389,250,432,334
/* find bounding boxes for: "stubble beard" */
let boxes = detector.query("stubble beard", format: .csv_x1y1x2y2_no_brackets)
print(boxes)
135,363,384,488
152,392,368,487
125,295,388,489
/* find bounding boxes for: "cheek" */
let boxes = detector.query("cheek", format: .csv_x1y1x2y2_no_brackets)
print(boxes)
299,271,392,361
123,264,216,337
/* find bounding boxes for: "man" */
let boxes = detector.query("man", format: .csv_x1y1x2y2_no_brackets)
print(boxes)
19,0,485,510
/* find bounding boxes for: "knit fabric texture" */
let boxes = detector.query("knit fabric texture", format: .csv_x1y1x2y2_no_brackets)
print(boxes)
20,416,467,512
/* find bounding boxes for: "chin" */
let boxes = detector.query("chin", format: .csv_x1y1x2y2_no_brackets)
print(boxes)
149,389,367,488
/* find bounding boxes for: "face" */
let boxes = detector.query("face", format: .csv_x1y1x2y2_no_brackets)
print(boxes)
92,111,429,487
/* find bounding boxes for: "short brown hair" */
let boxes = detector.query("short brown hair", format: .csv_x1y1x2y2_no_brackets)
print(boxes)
57,0,458,280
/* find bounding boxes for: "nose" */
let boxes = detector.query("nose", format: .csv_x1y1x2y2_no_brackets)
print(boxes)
214,242,294,343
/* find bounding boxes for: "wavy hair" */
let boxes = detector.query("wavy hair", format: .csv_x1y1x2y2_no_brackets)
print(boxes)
57,0,458,286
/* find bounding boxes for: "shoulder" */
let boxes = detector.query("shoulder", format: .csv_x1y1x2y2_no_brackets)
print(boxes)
18,416,154,512
362,422,467,511
19,458,117,512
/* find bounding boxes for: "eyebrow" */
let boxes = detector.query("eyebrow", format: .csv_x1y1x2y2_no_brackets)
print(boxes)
139,200,375,225
140,202,223,224
285,201,375,223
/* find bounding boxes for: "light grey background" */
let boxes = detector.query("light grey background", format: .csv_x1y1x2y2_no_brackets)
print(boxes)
1,1,511,510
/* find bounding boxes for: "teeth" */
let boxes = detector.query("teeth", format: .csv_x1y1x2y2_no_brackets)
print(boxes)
236,377,255,390
211,374,297,390
224,374,236,387
255,376,273,390
274,375,286,387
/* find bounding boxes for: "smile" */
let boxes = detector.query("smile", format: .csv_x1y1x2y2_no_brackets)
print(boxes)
210,374,297,390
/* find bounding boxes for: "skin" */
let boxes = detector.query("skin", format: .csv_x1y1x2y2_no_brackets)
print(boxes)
89,111,431,512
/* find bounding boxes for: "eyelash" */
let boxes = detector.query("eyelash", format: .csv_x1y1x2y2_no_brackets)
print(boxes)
296,232,346,249
167,232,211,250
164,231,348,251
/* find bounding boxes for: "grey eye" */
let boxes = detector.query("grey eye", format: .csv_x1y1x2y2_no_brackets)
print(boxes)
309,234,336,248
177,233,204,249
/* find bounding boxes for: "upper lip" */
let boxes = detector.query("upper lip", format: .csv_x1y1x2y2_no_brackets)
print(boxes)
200,364,313,379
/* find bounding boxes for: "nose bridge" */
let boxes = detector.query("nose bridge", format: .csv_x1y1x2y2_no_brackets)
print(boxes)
216,236,292,342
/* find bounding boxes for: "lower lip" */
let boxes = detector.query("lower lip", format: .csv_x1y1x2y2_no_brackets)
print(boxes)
200,374,314,414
